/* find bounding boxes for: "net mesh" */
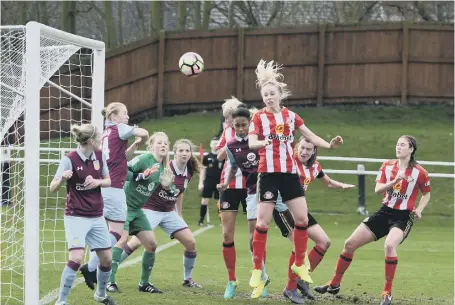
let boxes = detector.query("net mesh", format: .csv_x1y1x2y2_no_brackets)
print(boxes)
1,25,98,305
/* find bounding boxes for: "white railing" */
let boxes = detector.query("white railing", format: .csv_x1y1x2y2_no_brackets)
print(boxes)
1,146,454,178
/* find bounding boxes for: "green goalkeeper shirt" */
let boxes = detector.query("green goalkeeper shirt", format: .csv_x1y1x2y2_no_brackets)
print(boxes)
124,153,164,210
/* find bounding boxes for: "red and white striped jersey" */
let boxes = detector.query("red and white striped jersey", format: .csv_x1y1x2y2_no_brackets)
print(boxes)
249,107,304,173
217,126,246,189
296,160,325,191
376,160,431,211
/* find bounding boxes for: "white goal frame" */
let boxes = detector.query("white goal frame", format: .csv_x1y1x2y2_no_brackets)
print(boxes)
22,21,105,304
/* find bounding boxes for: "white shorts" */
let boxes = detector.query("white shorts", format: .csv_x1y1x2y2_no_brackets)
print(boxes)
246,194,257,220
275,193,289,213
142,209,188,239
64,216,111,251
102,187,127,222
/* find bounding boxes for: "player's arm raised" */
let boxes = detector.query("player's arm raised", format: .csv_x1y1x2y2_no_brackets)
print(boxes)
50,156,73,193
320,174,356,189
298,124,343,149
126,127,149,160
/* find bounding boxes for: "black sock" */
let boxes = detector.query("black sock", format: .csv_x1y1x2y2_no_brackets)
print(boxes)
199,205,207,222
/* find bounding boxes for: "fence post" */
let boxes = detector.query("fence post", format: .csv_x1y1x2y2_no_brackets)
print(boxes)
236,28,245,101
357,164,368,216
317,24,326,107
157,30,165,117
401,23,409,105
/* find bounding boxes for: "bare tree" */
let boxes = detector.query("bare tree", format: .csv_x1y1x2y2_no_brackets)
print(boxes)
151,1,162,36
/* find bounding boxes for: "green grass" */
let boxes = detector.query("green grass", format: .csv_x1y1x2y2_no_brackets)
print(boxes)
1,105,454,305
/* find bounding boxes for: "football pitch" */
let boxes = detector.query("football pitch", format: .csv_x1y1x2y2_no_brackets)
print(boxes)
1,105,453,305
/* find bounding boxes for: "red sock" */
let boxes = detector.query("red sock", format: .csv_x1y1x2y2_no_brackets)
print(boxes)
384,256,398,293
286,251,299,291
222,242,236,281
252,226,268,270
293,224,308,266
308,245,327,272
331,251,353,286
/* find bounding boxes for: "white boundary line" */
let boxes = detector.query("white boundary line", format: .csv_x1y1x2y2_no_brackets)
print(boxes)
39,225,214,305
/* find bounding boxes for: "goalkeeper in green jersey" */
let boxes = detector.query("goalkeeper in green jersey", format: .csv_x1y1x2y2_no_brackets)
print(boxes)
107,132,176,294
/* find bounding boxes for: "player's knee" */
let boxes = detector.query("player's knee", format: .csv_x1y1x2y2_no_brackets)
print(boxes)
343,239,357,253
185,239,196,252
102,257,113,268
384,241,397,254
293,215,308,227
319,238,331,251
144,240,158,252
69,250,84,264
223,231,234,243
69,257,83,266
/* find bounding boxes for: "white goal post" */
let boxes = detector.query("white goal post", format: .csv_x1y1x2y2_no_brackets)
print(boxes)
1,21,105,305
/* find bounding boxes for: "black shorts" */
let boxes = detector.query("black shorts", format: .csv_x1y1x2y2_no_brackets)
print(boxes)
219,189,247,212
257,173,305,203
363,205,414,242
201,179,220,200
273,209,318,237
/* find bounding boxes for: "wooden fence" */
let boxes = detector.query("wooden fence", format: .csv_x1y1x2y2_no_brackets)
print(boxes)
103,23,453,119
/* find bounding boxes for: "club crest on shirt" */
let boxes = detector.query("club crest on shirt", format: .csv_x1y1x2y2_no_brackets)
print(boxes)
275,124,284,134
392,181,402,191
93,160,100,170
148,182,155,192
247,152,256,161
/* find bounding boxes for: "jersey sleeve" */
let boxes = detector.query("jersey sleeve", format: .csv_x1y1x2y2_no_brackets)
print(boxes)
54,156,72,179
226,147,237,168
294,113,304,128
128,153,153,173
375,162,388,183
216,130,227,150
101,153,109,176
418,168,431,193
117,123,135,141
249,112,261,136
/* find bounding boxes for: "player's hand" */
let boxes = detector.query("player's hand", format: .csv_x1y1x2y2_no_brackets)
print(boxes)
342,183,356,189
160,168,175,189
84,175,100,189
392,172,406,184
412,208,422,220
198,183,204,191
261,139,272,147
133,136,143,146
329,136,343,149
216,183,228,191
61,170,73,181
143,163,160,178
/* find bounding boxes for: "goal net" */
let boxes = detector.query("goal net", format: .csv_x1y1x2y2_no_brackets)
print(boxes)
0,22,105,305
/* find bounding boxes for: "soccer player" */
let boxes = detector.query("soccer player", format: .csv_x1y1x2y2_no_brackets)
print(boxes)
217,97,248,218
198,137,222,226
106,132,173,293
116,139,203,288
217,106,270,300
50,123,116,305
274,136,355,303
81,102,149,289
314,136,431,305
248,59,343,290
